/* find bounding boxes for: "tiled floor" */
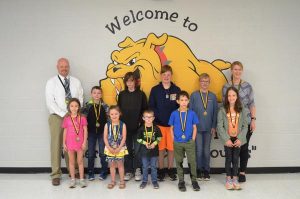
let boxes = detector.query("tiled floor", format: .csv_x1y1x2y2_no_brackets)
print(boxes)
0,173,299,199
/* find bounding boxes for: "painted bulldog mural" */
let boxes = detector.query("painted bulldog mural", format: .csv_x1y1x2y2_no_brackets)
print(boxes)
100,33,230,105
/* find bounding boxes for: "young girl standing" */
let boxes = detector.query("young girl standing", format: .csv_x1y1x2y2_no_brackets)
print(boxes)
217,87,248,190
62,98,88,188
104,105,128,189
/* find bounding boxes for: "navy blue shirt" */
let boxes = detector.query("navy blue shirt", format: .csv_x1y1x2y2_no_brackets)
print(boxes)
149,82,180,126
168,110,199,143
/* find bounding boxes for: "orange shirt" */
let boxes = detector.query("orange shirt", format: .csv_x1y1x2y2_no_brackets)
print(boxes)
226,112,240,137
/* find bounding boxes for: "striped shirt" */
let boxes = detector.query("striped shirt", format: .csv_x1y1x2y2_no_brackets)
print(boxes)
222,81,255,123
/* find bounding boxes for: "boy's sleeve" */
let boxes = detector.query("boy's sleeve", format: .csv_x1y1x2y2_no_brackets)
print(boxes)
192,111,199,125
137,128,147,145
153,126,162,145
168,111,175,126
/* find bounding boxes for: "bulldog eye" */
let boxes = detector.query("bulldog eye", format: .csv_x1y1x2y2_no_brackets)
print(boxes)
126,58,136,66
113,60,118,65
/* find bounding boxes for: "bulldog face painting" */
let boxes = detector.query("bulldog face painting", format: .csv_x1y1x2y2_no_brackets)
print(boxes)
100,33,231,105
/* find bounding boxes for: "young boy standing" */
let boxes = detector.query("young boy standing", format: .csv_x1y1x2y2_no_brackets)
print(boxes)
82,86,108,181
137,109,162,189
190,73,218,180
149,65,180,181
168,91,200,192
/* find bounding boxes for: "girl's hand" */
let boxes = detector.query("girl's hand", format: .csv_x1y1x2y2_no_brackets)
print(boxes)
63,144,68,152
115,147,121,154
108,147,115,154
234,139,241,147
82,142,87,150
225,140,233,147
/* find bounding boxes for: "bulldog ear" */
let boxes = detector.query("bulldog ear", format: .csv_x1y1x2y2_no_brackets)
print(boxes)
144,33,168,48
119,36,135,48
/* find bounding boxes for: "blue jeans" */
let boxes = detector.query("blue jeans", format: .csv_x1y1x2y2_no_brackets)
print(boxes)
142,156,158,183
88,133,108,175
195,131,212,172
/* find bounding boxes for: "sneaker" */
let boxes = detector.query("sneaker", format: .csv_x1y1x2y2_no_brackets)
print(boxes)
203,171,210,181
238,174,246,182
152,181,159,189
99,172,107,181
168,169,177,181
139,182,147,189
232,178,241,190
124,173,134,181
88,173,95,181
135,168,142,181
178,181,186,192
158,169,165,182
225,178,234,190
197,170,203,181
69,179,76,188
79,179,87,188
192,181,200,191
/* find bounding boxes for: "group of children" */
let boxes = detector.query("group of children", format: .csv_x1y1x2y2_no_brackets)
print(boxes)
62,64,249,191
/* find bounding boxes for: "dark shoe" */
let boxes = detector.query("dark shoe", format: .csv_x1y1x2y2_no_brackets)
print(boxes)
152,181,159,189
238,174,246,182
203,171,210,181
192,181,200,191
99,172,107,181
140,182,147,189
168,169,177,181
178,181,186,192
52,178,60,186
88,173,95,181
158,169,165,182
197,170,203,181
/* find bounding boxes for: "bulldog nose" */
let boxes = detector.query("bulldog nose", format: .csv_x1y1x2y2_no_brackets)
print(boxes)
113,67,120,72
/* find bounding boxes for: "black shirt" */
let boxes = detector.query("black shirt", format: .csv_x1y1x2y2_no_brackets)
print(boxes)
137,125,162,157
86,103,107,134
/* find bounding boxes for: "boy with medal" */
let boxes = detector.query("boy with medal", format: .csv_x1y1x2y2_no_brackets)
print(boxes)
190,73,218,181
82,86,108,181
137,109,162,189
168,91,200,192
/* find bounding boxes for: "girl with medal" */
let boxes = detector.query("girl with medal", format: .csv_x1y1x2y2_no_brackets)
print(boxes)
190,73,218,181
222,61,256,183
103,105,128,189
83,86,108,181
217,87,248,190
62,98,88,188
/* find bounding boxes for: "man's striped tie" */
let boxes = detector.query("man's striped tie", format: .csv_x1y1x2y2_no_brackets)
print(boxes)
64,77,72,101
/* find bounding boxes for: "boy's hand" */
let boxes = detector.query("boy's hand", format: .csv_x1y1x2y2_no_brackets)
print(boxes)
225,140,233,147
145,143,150,149
150,143,156,149
234,139,241,147
211,128,216,137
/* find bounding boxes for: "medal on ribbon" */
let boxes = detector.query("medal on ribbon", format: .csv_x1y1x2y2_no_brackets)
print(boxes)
71,115,81,142
200,91,208,116
111,122,120,149
145,125,154,145
179,109,188,139
93,102,101,128
229,109,239,136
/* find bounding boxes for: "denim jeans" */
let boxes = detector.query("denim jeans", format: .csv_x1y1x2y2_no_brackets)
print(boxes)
224,146,241,177
195,131,212,172
88,133,107,175
142,156,158,183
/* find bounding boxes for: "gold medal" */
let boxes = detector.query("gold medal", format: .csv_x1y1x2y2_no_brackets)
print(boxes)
181,134,186,139
200,91,209,117
179,109,188,140
71,115,81,140
76,136,80,142
93,102,101,128
145,125,154,144
96,122,100,127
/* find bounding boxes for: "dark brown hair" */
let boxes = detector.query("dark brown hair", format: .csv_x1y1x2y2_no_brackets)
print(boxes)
223,87,242,113
123,72,137,90
160,65,173,74
177,90,189,100
67,98,81,114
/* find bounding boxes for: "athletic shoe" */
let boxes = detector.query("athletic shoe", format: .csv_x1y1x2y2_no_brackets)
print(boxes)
152,181,159,189
88,173,95,181
232,178,241,190
225,178,234,190
79,179,87,188
178,181,186,192
238,174,246,182
192,181,200,191
168,169,177,181
203,171,210,181
124,173,134,181
140,182,147,189
135,168,142,181
99,172,107,181
69,179,76,188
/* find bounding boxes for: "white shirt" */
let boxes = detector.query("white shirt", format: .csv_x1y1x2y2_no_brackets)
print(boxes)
45,74,84,117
